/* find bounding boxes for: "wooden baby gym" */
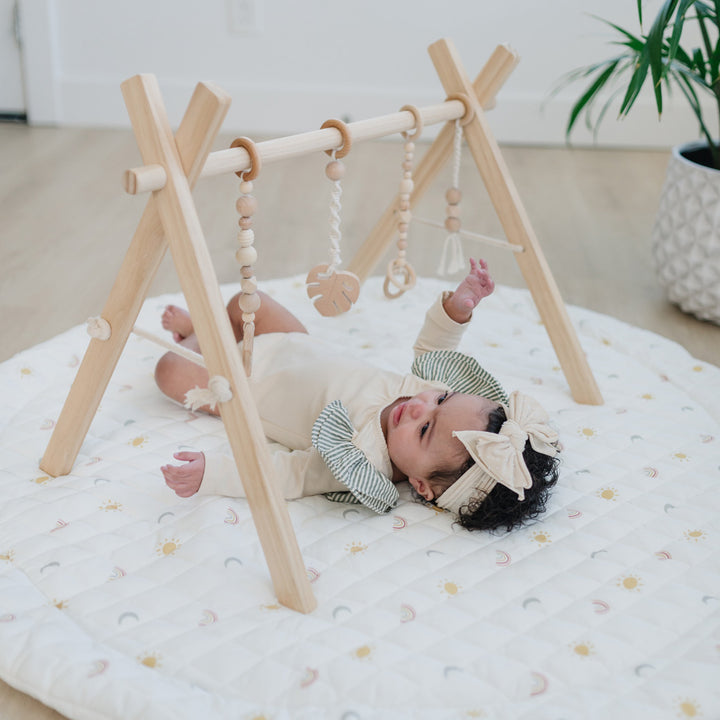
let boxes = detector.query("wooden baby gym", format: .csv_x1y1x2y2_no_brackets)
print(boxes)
39,38,602,614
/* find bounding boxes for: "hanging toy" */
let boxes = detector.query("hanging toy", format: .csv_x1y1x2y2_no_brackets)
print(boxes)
306,118,360,317
437,117,466,275
383,105,422,299
230,136,262,375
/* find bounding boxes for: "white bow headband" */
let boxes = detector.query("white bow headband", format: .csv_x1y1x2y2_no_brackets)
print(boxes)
436,391,558,515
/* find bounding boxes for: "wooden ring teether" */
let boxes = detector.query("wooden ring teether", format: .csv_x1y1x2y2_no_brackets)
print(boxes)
383,259,416,299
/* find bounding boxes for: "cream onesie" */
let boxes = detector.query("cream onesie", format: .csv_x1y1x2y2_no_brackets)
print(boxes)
198,292,507,512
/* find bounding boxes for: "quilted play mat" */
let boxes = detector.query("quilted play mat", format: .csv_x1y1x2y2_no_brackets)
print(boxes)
1,276,719,720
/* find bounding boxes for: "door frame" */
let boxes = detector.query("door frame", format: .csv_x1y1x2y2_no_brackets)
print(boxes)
18,0,60,124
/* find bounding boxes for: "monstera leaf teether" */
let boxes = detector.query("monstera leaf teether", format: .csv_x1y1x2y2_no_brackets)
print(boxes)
306,264,360,317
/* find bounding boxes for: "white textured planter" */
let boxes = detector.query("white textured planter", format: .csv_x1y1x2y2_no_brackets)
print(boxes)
651,141,720,324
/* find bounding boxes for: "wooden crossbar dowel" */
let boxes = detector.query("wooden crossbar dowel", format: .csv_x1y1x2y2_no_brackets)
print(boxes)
40,82,231,477
132,326,206,368
124,100,469,194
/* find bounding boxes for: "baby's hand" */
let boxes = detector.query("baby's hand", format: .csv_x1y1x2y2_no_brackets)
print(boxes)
444,258,495,323
161,451,205,498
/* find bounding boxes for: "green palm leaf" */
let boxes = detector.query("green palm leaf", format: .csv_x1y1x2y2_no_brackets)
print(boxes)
566,61,622,137
557,0,720,169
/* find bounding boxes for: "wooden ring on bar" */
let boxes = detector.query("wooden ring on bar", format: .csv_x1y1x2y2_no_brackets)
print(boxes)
321,118,352,159
445,93,475,126
230,136,262,180
400,104,423,141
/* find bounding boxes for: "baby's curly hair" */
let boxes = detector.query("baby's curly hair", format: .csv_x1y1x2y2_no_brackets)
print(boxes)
429,405,559,533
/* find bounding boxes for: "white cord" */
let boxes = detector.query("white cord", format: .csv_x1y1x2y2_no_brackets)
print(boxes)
413,216,524,253
451,119,462,189
438,120,465,276
326,151,343,274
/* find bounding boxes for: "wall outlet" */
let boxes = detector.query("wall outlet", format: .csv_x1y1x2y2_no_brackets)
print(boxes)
226,0,263,35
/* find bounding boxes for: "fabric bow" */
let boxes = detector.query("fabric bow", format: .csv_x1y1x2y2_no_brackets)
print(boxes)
437,391,558,514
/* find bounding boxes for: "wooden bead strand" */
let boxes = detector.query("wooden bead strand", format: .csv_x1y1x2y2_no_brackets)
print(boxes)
384,105,422,299
306,119,360,317
230,136,262,375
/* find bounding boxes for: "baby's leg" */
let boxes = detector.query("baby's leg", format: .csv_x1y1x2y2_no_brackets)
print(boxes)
154,335,216,414
155,291,307,414
162,291,307,345
162,305,194,342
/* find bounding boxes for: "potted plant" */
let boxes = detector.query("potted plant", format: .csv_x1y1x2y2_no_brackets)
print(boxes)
556,0,720,324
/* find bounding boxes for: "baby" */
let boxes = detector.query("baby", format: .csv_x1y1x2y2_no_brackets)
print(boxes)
157,259,559,532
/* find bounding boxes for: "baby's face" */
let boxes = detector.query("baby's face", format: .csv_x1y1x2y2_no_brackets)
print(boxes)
384,390,499,494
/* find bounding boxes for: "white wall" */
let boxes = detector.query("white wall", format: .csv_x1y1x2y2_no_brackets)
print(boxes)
19,0,712,147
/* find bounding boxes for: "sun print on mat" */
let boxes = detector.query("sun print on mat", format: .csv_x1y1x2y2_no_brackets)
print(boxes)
156,537,181,556
100,500,123,512
570,641,595,658
345,541,367,555
138,652,161,669
617,573,643,592
676,697,702,717
439,580,462,597
531,530,551,546
352,644,374,660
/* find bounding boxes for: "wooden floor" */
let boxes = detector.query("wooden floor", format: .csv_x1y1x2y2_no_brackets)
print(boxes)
1,123,719,719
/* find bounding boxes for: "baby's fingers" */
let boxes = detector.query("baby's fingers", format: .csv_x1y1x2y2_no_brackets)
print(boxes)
173,451,199,462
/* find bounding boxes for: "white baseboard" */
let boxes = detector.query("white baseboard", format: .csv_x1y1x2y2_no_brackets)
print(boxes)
53,75,710,150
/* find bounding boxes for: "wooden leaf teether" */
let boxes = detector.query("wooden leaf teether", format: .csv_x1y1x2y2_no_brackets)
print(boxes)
306,264,360,317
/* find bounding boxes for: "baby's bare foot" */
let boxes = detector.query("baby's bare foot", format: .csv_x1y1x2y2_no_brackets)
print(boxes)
161,305,194,343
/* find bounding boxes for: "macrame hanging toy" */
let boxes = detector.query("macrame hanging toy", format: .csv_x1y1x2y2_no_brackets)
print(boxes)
437,117,466,275
407,93,501,276
383,105,422,299
306,119,361,317
230,136,262,375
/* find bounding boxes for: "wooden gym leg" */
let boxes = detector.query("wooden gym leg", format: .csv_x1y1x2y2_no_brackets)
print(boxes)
429,39,602,405
347,44,519,282
122,74,316,613
40,81,232,477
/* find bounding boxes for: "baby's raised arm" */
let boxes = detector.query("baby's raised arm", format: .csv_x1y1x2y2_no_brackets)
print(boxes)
442,258,495,324
412,258,495,358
